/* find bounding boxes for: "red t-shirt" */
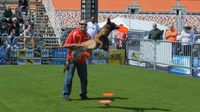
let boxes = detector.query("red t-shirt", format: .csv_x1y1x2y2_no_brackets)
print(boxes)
64,29,91,64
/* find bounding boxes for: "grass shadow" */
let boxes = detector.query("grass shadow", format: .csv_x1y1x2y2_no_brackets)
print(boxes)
86,106,171,112
72,96,129,101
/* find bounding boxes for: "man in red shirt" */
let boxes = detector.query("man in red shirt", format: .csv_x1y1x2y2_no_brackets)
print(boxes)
62,19,91,101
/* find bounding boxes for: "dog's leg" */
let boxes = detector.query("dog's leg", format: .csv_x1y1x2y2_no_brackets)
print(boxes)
71,49,85,63
94,39,103,49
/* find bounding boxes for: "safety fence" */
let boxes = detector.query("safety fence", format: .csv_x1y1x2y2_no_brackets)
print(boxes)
0,36,67,65
126,34,200,76
0,48,67,65
0,36,200,76
0,37,125,65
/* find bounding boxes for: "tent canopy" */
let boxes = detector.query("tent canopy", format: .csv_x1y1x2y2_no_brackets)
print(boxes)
98,17,168,31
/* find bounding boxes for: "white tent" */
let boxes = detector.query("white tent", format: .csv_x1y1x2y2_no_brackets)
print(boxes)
98,17,168,31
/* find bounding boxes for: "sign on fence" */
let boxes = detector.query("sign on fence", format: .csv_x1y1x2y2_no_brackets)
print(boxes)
127,50,146,67
91,49,108,64
193,57,200,76
108,49,125,64
169,56,191,75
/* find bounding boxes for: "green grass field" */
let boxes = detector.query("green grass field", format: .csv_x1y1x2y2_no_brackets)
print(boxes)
0,64,200,112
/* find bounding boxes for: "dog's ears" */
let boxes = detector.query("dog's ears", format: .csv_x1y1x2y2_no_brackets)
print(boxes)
107,18,111,24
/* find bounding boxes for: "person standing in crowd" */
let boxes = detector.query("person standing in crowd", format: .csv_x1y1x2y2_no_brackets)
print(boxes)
192,26,199,35
165,23,178,54
1,5,13,35
3,5,12,19
6,29,18,57
192,26,200,43
23,25,35,49
177,24,194,56
165,23,178,41
18,0,29,16
23,17,34,30
148,23,163,41
113,24,128,49
87,16,100,38
11,17,20,37
87,16,99,63
62,19,91,101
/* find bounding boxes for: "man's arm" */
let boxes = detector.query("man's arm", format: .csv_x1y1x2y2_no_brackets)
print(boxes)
148,31,152,39
160,30,164,40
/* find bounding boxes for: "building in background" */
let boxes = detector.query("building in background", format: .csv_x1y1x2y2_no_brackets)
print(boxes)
81,0,98,22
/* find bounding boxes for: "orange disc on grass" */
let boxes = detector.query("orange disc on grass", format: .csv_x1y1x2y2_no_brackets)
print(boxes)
103,93,115,97
99,100,112,104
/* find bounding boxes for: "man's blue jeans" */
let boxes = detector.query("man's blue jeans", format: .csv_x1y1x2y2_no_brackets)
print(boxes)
62,62,88,97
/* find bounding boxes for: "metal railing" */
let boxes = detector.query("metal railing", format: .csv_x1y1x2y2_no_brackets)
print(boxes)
0,36,200,76
42,0,62,44
126,37,200,76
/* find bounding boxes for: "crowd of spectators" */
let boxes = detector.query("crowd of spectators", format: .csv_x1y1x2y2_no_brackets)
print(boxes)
55,10,200,56
0,0,37,62
56,10,200,33
0,1,31,38
0,7,199,61
56,10,81,28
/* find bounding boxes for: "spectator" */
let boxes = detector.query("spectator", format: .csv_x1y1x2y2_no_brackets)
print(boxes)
113,24,128,49
0,7,4,19
23,25,35,49
192,26,199,35
192,26,200,43
3,5,12,19
165,23,178,55
177,24,194,56
87,16,100,63
0,3,3,9
18,0,29,16
11,17,20,36
165,23,178,41
6,29,18,57
0,18,9,36
56,11,200,32
62,19,91,101
6,17,13,35
17,11,28,24
23,17,34,30
61,26,70,37
148,23,163,41
87,16,100,38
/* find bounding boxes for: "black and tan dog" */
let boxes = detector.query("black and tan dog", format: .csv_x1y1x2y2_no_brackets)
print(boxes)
63,18,118,73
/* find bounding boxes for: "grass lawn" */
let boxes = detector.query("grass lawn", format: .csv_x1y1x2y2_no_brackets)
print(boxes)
0,64,200,112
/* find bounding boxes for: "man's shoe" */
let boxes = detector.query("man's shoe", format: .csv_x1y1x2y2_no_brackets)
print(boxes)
63,95,71,101
81,96,89,100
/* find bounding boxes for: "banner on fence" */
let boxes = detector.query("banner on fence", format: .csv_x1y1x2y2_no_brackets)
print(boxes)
127,50,146,67
91,49,108,64
0,58,6,64
169,55,191,75
18,59,41,65
0,48,6,58
108,49,125,64
193,57,200,76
